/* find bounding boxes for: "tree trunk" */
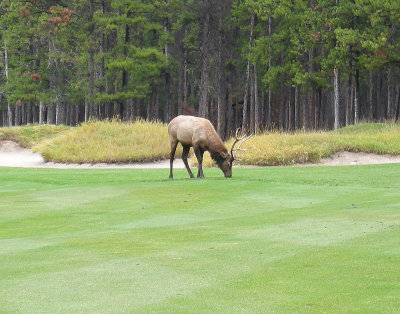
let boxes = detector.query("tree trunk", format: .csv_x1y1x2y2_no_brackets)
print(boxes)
227,86,232,136
88,49,95,120
4,43,12,126
242,11,255,131
395,84,400,121
376,71,383,120
217,12,226,138
85,93,89,122
47,39,56,124
39,101,44,124
121,12,130,121
347,74,353,126
21,104,26,125
198,0,211,118
368,71,374,120
155,92,160,120
354,69,360,124
387,67,392,119
183,47,188,107
254,63,260,133
308,48,315,129
267,15,272,130
333,68,340,129
146,98,151,120
15,103,23,126
88,0,96,120
56,84,66,125
177,33,184,116
26,102,32,124
294,84,299,129
250,69,255,133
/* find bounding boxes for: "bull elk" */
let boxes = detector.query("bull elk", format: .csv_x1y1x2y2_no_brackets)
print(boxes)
168,115,252,179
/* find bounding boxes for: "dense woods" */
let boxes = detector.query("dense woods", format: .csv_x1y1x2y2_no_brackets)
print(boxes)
1,0,400,137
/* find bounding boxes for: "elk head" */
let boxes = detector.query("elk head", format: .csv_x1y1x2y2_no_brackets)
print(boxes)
218,129,252,178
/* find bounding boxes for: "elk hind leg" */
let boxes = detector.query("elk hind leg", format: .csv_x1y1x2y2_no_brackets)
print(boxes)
169,140,178,180
182,145,194,178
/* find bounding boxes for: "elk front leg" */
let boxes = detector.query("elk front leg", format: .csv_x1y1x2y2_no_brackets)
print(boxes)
193,145,205,178
169,140,178,180
182,145,194,178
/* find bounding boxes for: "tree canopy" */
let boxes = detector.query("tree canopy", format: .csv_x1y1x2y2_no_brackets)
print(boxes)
1,0,400,135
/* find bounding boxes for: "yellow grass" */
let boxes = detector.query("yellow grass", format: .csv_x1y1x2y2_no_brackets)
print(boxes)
0,124,69,147
4,121,399,166
34,120,182,163
192,123,400,167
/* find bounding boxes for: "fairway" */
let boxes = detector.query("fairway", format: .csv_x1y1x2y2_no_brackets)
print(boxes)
1,166,399,313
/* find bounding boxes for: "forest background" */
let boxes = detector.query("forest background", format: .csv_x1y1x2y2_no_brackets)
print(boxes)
1,0,400,139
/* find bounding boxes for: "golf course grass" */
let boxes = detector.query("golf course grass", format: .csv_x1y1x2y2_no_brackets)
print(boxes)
1,165,399,312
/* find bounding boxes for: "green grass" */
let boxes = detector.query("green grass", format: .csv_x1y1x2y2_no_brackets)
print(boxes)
1,166,399,313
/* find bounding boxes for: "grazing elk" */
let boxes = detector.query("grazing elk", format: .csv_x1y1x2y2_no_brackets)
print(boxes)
168,115,252,179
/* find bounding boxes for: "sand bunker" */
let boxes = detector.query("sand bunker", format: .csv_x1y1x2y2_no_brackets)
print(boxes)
1,140,400,169
0,140,184,169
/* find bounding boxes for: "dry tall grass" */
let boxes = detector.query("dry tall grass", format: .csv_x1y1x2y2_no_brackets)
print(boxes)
193,123,400,167
34,120,181,163
3,121,399,166
0,124,69,147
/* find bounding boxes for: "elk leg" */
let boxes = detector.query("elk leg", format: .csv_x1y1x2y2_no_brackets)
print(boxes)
199,148,205,178
169,140,178,180
194,146,205,178
182,145,194,178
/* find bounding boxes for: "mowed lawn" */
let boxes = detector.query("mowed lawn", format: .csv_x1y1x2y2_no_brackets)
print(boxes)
0,166,399,313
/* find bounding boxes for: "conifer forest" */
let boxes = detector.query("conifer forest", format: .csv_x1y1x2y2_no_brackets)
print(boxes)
1,0,400,137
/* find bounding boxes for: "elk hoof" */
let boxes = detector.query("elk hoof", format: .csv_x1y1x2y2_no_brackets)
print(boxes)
169,175,173,180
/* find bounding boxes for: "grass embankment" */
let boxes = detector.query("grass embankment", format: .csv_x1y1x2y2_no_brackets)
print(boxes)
197,123,400,167
1,166,399,312
0,124,69,147
2,121,399,165
34,120,182,163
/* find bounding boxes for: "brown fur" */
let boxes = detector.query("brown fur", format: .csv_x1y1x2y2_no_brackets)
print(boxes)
168,115,233,179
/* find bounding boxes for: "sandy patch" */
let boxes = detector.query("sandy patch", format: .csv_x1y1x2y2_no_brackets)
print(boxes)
1,140,400,169
317,151,400,166
0,140,185,169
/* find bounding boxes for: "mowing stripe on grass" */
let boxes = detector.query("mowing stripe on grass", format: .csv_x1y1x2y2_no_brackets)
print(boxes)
1,166,399,313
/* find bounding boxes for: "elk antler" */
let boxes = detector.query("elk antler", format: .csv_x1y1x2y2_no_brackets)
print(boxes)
230,128,253,161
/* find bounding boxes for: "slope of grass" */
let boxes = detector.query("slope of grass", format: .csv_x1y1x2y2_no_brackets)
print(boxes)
2,121,399,166
0,124,69,147
34,120,182,163
196,123,400,167
1,166,399,312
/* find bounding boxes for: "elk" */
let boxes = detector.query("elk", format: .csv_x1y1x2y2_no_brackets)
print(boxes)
168,115,252,179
